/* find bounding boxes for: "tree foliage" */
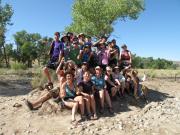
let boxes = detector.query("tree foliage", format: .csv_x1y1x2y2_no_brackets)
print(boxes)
66,0,144,37
0,0,13,66
132,54,178,69
12,30,52,67
13,30,40,67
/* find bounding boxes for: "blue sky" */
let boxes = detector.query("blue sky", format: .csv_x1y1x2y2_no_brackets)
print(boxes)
2,0,180,61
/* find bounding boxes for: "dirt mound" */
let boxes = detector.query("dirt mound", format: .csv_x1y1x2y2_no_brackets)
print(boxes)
0,78,180,135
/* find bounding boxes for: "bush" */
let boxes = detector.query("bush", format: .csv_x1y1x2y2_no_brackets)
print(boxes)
146,69,157,78
11,63,27,70
31,68,57,88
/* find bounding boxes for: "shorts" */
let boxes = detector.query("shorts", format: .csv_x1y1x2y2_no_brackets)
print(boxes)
106,85,113,95
46,57,59,70
100,64,107,72
120,61,130,70
49,87,60,98
109,59,117,67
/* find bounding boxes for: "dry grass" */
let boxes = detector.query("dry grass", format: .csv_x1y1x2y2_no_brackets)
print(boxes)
137,69,180,79
1,67,180,88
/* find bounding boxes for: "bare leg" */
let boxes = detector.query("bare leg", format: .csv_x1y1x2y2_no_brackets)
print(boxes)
64,100,78,121
83,96,91,115
74,96,85,116
111,87,118,97
99,90,105,109
90,94,96,114
125,82,130,94
30,91,52,108
43,67,52,83
104,90,112,108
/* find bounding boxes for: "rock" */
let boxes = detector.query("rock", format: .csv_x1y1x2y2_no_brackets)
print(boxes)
0,123,6,126
13,103,22,108
68,127,73,130
89,130,94,134
104,126,108,129
26,130,31,134
38,100,60,115
0,107,5,110
95,127,101,131
133,126,138,130
76,127,85,133
87,123,95,127
27,123,30,128
118,124,123,130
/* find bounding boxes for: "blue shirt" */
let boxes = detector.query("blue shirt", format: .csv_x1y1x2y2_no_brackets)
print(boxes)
91,75,105,90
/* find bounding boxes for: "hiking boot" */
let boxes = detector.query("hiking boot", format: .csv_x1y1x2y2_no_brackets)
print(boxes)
44,82,53,90
25,100,34,110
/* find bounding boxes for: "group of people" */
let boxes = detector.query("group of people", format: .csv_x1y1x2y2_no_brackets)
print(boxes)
26,32,146,124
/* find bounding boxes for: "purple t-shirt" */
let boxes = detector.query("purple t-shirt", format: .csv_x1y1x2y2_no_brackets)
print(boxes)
97,48,110,65
52,41,64,58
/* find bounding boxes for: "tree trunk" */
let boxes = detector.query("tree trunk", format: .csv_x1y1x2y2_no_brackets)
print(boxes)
28,60,32,68
2,43,9,68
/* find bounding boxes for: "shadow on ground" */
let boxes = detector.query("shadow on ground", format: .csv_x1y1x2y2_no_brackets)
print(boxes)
99,88,175,118
0,79,32,97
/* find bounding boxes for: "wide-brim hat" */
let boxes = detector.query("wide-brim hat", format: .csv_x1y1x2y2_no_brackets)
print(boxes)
61,34,70,42
82,62,88,65
66,32,73,37
114,66,119,69
95,66,101,70
121,44,127,48
106,66,112,71
78,33,85,38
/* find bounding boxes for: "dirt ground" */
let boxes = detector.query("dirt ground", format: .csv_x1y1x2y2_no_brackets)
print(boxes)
0,74,180,135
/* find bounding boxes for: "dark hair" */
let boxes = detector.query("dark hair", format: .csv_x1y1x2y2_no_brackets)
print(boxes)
64,70,74,78
83,71,90,75
54,32,60,36
112,39,116,42
66,32,73,37
101,35,108,40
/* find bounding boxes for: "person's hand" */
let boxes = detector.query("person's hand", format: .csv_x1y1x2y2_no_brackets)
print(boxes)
82,93,90,97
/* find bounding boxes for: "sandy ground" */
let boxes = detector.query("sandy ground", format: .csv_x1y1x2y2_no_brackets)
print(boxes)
0,74,180,135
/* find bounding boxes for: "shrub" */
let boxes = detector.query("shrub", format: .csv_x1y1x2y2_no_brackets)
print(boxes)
31,68,57,88
11,63,27,70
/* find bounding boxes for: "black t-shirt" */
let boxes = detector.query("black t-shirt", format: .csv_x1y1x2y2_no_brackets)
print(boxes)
78,81,94,94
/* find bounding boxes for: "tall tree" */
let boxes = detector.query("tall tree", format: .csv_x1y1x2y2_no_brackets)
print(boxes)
14,30,41,67
36,36,53,65
0,0,13,67
4,43,13,64
66,0,144,37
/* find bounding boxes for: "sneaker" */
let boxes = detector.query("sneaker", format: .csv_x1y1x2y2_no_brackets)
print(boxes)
91,114,98,120
108,107,114,115
99,108,104,114
44,82,53,90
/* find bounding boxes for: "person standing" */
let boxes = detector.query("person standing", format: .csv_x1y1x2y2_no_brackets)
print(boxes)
119,44,132,70
43,32,64,89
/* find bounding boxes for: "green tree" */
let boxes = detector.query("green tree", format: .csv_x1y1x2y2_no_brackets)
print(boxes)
4,43,13,63
66,0,144,37
13,30,41,67
132,54,177,69
0,0,13,67
36,36,53,65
